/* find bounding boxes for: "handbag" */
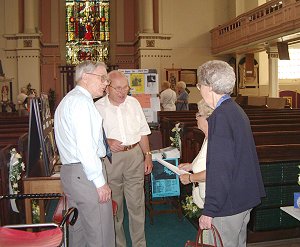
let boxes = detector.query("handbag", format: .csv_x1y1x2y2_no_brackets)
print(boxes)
184,224,224,247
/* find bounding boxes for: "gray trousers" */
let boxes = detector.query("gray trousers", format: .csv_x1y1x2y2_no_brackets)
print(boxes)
207,209,251,247
60,163,115,247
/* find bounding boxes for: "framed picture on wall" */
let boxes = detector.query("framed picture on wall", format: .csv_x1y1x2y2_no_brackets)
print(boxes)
166,68,181,90
180,69,197,87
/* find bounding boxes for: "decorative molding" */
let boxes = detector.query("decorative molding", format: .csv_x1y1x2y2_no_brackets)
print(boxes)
23,40,33,48
269,53,279,58
4,33,41,40
146,40,155,47
6,55,40,59
136,33,172,40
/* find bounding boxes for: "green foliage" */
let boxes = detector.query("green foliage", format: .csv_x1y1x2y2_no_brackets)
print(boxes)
9,148,25,194
182,195,202,219
170,123,181,151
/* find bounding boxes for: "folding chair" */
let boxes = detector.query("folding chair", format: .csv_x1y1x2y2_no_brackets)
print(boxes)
0,193,78,247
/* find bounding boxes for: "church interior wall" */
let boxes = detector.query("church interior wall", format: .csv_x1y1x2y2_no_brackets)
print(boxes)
0,0,299,105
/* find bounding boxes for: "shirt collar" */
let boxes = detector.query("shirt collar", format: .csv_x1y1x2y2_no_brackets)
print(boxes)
106,94,128,107
216,94,230,108
76,85,93,99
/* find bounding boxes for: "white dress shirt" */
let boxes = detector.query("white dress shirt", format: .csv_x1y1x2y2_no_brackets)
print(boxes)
95,95,151,145
54,86,106,188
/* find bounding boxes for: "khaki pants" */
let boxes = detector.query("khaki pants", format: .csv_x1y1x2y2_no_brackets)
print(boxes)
104,145,146,247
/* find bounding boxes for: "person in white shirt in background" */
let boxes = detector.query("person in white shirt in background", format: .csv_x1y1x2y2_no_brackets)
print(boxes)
54,61,115,247
17,87,28,110
159,80,176,111
95,70,153,247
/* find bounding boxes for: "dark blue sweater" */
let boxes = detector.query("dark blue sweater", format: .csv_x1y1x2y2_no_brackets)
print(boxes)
202,99,266,217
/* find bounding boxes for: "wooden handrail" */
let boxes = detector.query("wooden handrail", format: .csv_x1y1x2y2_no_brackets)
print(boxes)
211,0,300,54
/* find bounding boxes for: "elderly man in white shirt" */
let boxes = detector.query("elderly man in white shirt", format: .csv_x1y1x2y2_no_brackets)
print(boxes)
95,70,153,247
54,61,115,247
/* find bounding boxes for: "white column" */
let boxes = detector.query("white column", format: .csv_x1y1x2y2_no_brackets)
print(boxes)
267,47,279,97
24,0,35,33
142,0,154,33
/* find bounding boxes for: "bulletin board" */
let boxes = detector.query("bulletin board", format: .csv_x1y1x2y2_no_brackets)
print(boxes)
119,69,160,123
27,94,59,177
150,158,180,198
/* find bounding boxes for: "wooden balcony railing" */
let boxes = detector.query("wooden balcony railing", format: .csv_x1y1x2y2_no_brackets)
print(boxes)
211,0,300,54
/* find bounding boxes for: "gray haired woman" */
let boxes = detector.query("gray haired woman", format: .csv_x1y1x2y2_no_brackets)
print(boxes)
197,60,265,247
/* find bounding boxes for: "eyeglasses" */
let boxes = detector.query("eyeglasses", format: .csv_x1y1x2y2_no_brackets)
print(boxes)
86,73,111,85
109,85,131,93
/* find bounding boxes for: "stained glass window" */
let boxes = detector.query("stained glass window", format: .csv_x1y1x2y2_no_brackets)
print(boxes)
66,0,110,65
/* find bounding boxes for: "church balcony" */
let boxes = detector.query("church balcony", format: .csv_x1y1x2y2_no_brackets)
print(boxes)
210,0,300,55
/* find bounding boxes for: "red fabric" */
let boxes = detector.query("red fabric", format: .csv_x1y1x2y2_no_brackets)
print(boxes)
0,227,62,247
112,200,117,216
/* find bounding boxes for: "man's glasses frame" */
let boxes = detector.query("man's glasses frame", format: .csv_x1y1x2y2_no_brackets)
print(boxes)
86,73,111,85
109,85,131,94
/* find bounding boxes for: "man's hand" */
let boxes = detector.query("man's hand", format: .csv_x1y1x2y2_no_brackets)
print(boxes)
107,138,124,152
97,183,111,203
144,155,153,175
199,215,212,229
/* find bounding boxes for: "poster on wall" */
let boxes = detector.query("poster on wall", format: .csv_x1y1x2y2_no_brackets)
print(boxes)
119,69,160,123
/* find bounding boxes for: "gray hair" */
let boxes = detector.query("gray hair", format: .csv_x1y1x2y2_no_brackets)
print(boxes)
197,60,235,94
176,81,186,89
197,99,214,117
161,80,171,90
75,61,107,84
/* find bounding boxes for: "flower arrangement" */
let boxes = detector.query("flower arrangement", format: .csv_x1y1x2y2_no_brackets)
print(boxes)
9,148,25,194
182,195,202,219
170,122,181,151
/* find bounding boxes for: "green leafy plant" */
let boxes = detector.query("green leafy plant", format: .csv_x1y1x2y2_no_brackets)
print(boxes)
182,195,202,219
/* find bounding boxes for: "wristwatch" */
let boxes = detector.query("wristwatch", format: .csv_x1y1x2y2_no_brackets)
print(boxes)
144,151,152,156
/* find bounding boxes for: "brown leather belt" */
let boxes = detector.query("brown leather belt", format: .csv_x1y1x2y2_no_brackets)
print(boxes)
122,143,138,151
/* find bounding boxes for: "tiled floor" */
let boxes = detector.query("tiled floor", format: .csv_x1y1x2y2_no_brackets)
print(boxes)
247,238,300,247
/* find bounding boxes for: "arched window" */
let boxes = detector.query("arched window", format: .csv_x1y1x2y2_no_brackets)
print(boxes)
65,0,110,65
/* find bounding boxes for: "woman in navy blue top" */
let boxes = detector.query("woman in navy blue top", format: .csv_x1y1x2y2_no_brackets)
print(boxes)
196,60,265,247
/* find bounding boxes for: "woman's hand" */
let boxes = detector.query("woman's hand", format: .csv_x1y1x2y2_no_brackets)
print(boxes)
178,162,192,171
179,174,191,185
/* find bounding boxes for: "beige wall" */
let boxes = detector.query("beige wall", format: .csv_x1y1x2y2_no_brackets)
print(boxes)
0,0,299,105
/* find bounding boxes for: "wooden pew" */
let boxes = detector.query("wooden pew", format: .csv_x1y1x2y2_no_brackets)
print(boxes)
0,128,29,134
253,131,300,145
247,144,300,242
